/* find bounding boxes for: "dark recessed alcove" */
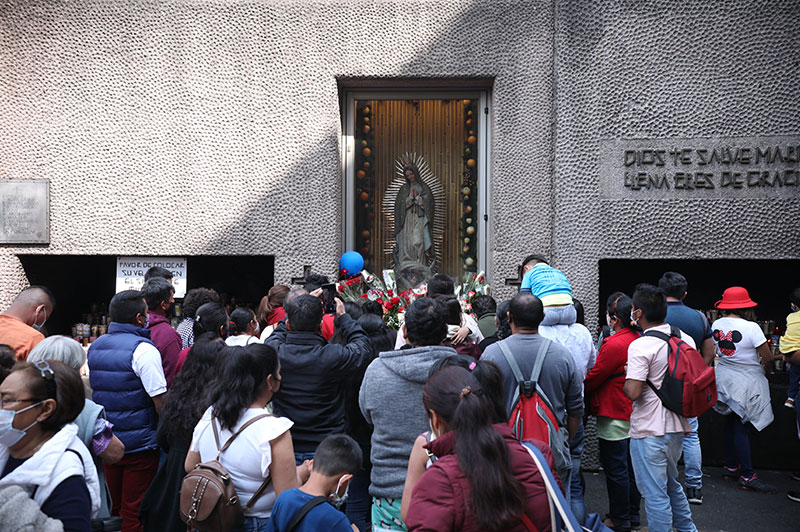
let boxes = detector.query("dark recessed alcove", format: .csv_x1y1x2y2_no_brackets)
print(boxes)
598,258,800,470
17,254,274,337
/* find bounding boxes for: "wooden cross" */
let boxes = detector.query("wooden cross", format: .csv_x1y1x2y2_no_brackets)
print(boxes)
290,265,313,286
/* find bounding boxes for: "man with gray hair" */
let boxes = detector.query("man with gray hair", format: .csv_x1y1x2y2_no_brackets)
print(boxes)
0,285,55,361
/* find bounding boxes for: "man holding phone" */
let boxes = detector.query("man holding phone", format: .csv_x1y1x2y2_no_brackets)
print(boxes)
265,293,372,464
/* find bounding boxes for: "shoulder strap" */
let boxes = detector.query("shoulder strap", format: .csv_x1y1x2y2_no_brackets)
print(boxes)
244,474,273,511
642,329,671,342
521,442,582,532
498,341,525,384
211,414,274,509
213,414,271,458
285,495,328,532
529,339,550,384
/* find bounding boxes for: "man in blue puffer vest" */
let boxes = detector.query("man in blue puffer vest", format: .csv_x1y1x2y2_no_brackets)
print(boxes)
88,290,167,532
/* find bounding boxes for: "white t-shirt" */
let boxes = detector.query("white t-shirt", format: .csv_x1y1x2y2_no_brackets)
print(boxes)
626,324,693,438
190,407,293,517
711,316,766,366
131,343,167,397
225,334,263,347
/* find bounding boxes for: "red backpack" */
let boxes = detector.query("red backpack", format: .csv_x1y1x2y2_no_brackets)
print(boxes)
643,326,717,418
498,340,571,477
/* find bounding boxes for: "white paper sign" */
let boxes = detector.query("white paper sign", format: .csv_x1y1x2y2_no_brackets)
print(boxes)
116,257,187,298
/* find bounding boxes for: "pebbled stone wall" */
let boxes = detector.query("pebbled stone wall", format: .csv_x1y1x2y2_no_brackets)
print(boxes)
0,0,554,306
552,0,800,326
1,0,798,321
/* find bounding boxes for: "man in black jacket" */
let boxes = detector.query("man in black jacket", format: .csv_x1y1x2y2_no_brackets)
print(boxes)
266,293,372,464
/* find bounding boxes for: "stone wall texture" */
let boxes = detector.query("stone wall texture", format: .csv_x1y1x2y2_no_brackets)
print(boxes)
553,0,800,325
1,0,799,322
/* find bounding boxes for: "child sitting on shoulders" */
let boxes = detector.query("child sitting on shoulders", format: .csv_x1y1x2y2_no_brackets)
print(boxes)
267,434,361,532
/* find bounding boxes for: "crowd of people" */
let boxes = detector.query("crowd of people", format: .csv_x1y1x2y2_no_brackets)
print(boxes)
0,259,799,532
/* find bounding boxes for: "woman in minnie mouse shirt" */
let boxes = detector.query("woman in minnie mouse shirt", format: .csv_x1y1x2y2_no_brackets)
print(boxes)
711,286,779,494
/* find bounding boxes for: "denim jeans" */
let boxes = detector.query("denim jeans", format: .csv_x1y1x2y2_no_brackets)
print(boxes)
630,434,697,532
789,362,800,400
682,417,702,489
568,421,587,525
346,443,372,532
723,413,753,477
233,516,270,532
598,438,640,529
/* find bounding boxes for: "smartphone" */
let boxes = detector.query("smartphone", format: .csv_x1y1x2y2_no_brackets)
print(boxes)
321,283,337,314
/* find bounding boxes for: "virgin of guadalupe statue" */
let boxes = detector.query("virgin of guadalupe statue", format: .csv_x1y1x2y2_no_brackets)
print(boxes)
394,166,435,272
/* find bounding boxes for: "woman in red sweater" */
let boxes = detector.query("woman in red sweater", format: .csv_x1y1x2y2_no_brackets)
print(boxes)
405,366,558,532
584,292,641,532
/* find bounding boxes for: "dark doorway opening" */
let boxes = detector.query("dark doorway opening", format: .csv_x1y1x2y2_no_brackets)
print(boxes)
597,259,799,332
598,258,800,470
17,254,274,337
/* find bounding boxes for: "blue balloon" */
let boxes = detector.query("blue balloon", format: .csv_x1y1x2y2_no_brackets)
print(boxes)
339,251,364,275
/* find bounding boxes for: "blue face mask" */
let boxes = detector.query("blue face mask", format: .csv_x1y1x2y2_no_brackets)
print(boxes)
0,402,43,448
32,307,47,332
792,304,799,313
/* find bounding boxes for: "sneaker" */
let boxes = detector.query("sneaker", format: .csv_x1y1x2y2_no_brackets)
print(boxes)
686,486,703,504
738,473,777,493
785,398,795,409
601,517,631,531
788,491,800,503
791,471,800,481
723,466,741,481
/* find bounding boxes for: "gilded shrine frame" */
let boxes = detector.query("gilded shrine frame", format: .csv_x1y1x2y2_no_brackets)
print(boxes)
342,90,490,282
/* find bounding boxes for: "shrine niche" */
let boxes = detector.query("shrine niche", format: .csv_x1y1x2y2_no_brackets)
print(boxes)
352,97,482,286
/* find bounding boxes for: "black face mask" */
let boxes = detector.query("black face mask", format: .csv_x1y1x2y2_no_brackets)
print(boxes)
165,302,177,319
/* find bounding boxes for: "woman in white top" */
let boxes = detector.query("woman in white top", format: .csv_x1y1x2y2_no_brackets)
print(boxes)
711,286,779,494
225,307,263,347
185,343,307,532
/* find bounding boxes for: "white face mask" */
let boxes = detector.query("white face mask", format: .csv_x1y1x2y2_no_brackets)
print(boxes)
0,402,43,448
606,313,613,328
329,475,349,509
428,418,438,440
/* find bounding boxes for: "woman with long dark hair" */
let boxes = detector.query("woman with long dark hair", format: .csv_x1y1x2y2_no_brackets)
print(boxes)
400,355,507,522
405,366,556,532
140,334,224,531
185,343,307,531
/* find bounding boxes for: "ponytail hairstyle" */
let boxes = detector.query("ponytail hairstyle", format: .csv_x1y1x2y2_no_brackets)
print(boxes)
229,307,255,336
193,302,229,339
423,366,525,531
257,285,290,326
211,343,279,430
606,292,637,331
428,355,508,423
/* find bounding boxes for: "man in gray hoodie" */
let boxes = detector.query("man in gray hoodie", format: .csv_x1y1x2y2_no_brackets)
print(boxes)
359,298,456,528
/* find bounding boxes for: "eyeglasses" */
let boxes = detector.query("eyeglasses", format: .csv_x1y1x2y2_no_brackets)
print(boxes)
32,360,57,400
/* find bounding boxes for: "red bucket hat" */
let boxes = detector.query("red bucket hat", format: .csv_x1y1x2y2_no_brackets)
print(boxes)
715,286,757,309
